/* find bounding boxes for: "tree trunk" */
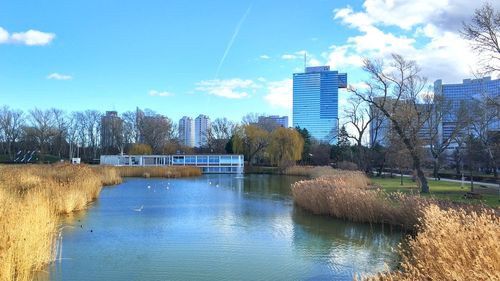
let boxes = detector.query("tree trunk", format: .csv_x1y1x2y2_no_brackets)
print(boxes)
433,157,438,180
412,154,429,193
400,167,403,185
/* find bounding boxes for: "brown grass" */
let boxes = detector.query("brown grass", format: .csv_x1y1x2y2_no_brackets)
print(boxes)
90,165,123,186
291,169,500,280
0,164,122,281
115,166,201,178
291,174,426,229
368,205,500,281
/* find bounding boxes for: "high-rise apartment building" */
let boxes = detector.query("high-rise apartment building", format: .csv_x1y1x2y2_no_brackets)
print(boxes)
258,115,289,128
195,114,211,148
293,66,347,143
434,77,500,141
179,116,195,147
101,111,123,153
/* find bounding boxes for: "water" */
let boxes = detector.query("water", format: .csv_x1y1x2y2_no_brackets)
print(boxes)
39,174,402,281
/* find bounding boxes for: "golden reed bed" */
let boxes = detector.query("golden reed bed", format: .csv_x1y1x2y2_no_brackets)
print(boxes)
291,167,500,280
0,164,201,281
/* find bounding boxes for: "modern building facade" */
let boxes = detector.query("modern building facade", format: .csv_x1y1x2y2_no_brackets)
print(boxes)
293,66,347,143
195,114,211,147
258,115,289,128
434,77,500,141
100,154,244,174
101,111,123,153
179,116,195,147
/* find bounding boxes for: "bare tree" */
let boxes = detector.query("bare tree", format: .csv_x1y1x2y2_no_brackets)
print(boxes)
342,96,376,171
0,106,25,158
139,114,175,153
425,96,468,180
462,3,500,76
203,118,236,153
122,111,138,145
29,108,57,154
468,97,499,178
350,54,432,193
84,110,102,159
51,108,68,158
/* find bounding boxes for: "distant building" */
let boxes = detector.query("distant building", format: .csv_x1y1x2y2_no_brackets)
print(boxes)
195,114,211,147
179,116,195,147
434,77,500,141
258,115,289,128
293,66,347,143
369,98,435,147
101,111,123,153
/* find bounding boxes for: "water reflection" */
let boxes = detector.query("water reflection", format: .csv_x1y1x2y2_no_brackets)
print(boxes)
37,174,401,281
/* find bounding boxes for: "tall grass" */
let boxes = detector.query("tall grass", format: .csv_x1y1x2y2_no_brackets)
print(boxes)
90,165,123,186
0,164,120,281
291,169,500,280
368,205,500,280
115,166,201,178
291,174,425,229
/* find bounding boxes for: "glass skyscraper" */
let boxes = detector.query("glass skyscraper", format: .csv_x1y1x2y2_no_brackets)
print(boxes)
293,66,347,143
434,77,500,141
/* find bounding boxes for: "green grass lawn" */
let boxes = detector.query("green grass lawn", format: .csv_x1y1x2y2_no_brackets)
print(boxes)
371,176,500,208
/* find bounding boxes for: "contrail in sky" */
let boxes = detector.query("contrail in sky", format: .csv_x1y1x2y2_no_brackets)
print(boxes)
215,4,253,78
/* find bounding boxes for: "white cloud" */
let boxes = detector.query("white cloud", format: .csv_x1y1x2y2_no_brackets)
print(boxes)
263,79,293,109
329,1,499,83
149,90,174,97
0,27,9,44
195,78,257,99
9,29,55,46
281,54,297,60
46,73,72,80
259,54,271,59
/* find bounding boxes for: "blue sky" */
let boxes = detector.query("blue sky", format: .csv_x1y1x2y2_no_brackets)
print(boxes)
0,0,496,123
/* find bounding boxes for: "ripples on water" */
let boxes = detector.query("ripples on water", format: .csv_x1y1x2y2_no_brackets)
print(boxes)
37,174,402,281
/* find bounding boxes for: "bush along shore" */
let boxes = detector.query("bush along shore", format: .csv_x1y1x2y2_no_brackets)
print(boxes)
291,167,500,280
0,164,201,281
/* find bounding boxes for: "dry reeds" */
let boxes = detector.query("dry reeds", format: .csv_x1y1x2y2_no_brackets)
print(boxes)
115,166,201,178
0,164,121,281
291,174,426,229
292,170,500,280
369,205,500,281
90,165,123,186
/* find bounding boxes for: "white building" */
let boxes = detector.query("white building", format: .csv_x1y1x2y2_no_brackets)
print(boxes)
179,116,195,147
195,114,211,148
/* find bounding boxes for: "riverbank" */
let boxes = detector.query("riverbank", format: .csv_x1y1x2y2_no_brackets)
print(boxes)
290,168,499,280
0,164,201,281
248,165,499,207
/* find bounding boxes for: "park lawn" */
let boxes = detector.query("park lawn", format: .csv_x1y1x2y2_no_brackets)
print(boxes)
371,177,500,208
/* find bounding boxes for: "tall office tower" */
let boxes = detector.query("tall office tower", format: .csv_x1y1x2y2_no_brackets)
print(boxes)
258,115,289,128
179,116,195,147
195,114,211,147
293,66,347,143
101,111,123,154
434,77,500,141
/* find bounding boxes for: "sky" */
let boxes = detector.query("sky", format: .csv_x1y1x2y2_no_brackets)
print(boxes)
0,0,498,124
